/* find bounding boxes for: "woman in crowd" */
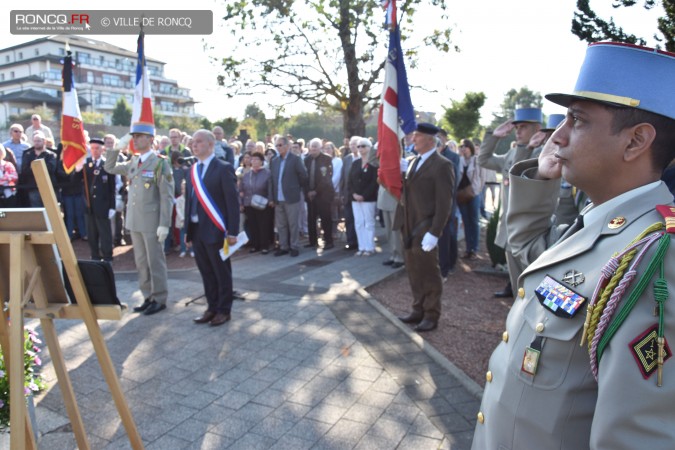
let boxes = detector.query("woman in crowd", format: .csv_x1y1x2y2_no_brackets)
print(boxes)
457,139,486,259
239,152,273,253
348,138,378,256
0,145,19,208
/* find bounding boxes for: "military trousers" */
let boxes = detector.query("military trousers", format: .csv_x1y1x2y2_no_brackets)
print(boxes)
130,230,169,304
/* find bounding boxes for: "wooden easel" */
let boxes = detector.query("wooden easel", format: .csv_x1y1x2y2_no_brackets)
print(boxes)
0,160,143,449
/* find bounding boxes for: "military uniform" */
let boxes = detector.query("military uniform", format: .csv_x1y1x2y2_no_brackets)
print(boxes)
477,133,536,289
473,159,675,449
83,157,115,261
104,149,174,305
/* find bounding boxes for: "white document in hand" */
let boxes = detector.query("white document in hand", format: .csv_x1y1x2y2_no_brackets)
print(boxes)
219,231,249,261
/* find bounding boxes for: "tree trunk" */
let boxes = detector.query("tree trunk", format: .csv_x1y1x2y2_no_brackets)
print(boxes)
343,99,366,139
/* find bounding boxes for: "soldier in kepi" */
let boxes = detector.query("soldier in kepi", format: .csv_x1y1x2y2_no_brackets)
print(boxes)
105,121,174,316
473,43,675,449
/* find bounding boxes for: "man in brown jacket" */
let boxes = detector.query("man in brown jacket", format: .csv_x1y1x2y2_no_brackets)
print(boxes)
394,123,455,332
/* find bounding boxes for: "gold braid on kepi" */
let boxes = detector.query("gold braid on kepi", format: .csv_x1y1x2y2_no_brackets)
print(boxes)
582,223,665,350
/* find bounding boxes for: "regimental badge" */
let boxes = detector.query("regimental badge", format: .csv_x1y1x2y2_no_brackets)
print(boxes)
562,270,585,287
656,205,675,234
320,166,327,177
535,275,587,318
630,324,671,379
608,216,627,229
144,182,150,189
88,162,93,168
93,169,100,176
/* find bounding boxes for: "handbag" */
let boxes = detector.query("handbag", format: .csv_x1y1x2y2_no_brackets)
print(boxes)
250,194,268,210
456,164,475,205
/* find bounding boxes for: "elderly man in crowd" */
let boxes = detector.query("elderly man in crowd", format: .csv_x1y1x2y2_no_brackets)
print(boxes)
21,131,57,207
25,114,54,146
269,135,308,257
304,137,335,250
3,124,28,172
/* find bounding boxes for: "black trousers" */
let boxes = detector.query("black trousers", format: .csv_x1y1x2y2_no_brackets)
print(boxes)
307,195,333,246
244,206,273,250
87,213,113,260
192,223,233,314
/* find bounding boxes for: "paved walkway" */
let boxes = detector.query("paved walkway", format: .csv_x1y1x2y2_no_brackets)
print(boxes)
33,236,480,449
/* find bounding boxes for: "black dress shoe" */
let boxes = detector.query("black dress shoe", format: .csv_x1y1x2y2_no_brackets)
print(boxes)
323,243,334,250
209,313,231,326
194,311,216,324
290,249,299,257
233,291,245,300
391,262,404,269
382,260,394,266
398,313,423,324
143,301,166,315
133,298,152,313
274,249,289,257
414,319,438,332
344,244,357,251
304,243,316,248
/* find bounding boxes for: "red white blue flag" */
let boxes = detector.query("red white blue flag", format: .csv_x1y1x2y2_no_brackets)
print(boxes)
60,49,87,173
377,2,416,200
129,31,155,152
382,0,396,30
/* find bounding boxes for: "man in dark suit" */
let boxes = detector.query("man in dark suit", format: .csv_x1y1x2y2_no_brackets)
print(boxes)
394,123,455,332
268,135,308,257
82,138,116,262
304,138,335,249
185,130,240,327
340,136,360,250
436,129,461,279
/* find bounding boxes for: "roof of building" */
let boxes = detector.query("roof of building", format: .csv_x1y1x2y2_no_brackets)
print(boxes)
0,88,90,106
0,35,164,65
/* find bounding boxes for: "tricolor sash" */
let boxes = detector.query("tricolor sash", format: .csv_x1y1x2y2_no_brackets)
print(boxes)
191,163,227,235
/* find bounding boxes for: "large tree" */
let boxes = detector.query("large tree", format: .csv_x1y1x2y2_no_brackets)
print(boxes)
572,0,675,51
442,91,486,140
214,0,455,138
489,87,543,130
111,97,132,126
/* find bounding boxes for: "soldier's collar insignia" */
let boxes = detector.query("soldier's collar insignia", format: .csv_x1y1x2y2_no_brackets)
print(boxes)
608,216,627,229
562,270,585,287
655,205,675,234
629,324,671,379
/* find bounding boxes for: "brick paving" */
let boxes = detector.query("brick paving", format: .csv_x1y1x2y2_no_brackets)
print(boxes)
33,236,479,449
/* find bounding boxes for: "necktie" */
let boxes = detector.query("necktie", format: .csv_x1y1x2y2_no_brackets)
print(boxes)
309,158,316,190
407,156,420,179
197,162,204,179
561,214,584,242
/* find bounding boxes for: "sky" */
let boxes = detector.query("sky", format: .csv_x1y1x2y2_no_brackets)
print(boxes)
2,0,666,126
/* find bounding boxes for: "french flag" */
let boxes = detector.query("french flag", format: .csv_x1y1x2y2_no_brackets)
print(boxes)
60,49,87,173
129,31,155,150
376,6,416,200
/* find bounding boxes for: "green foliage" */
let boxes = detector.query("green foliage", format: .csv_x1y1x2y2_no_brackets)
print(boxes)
572,0,675,52
199,117,213,130
111,97,132,126
284,111,345,143
0,328,47,430
81,111,105,125
486,200,506,267
165,116,205,133
212,117,239,137
214,0,456,137
10,106,55,122
442,92,486,140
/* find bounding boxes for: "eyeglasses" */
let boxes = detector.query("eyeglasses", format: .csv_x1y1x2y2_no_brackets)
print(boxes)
11,129,21,133
357,145,369,148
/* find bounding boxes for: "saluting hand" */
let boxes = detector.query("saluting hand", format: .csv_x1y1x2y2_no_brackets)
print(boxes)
493,120,514,138
537,139,563,180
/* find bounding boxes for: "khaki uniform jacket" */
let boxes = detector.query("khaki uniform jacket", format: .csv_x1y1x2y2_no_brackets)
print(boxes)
104,150,174,233
393,151,454,242
476,132,534,248
473,159,675,450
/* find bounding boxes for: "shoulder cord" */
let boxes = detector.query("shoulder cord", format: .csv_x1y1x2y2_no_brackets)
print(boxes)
588,230,666,379
581,223,664,349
